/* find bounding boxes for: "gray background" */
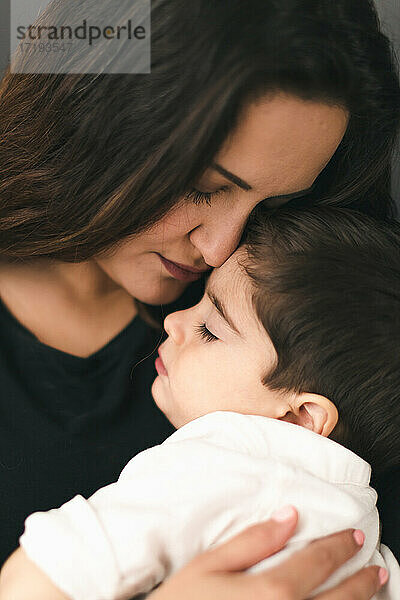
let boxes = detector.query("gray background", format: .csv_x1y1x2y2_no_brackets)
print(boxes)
378,0,400,208
0,1,10,76
0,1,399,205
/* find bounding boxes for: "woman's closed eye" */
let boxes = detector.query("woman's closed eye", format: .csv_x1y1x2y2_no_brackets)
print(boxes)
194,323,219,342
185,186,230,206
185,182,316,208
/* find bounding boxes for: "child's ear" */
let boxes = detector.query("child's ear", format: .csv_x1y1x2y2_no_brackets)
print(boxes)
279,393,338,437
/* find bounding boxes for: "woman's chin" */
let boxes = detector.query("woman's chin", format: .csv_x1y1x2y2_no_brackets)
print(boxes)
135,278,189,306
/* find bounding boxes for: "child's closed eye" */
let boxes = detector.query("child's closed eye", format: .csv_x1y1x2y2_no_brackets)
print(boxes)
194,323,219,342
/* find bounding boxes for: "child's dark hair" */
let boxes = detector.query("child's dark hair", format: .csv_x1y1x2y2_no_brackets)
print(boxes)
241,206,400,477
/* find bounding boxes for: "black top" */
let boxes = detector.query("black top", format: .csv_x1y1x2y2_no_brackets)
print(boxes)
0,277,398,567
0,278,204,566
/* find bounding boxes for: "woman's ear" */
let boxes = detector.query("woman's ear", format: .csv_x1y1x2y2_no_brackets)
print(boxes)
279,393,338,437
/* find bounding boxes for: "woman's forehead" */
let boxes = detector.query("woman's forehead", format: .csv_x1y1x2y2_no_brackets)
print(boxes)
212,93,348,197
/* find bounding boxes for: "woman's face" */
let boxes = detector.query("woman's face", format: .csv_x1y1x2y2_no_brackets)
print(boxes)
95,92,348,305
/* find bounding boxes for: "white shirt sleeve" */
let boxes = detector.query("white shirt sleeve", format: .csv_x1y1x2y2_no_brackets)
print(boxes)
20,421,270,600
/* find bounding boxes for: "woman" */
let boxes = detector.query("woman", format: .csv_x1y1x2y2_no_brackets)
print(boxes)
0,0,398,596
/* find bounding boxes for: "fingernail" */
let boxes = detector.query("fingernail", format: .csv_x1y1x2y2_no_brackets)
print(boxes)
378,568,389,586
271,505,296,522
353,530,365,546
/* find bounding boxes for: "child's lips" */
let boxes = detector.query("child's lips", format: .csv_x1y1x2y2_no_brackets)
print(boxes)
155,353,168,376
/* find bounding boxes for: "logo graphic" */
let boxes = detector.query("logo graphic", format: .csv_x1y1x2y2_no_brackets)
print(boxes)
11,0,150,74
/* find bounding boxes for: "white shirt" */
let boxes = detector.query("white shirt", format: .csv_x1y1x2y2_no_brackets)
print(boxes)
20,411,400,600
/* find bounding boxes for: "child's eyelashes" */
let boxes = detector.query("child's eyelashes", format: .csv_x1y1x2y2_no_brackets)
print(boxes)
185,186,230,206
194,323,219,342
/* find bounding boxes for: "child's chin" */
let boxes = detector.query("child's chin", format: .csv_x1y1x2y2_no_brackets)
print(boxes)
151,379,184,428
151,379,170,414
151,378,162,404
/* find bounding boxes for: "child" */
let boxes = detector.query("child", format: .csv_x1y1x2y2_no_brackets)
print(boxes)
1,206,399,600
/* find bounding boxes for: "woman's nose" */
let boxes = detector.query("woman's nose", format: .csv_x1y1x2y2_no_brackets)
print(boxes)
189,219,246,268
163,310,187,345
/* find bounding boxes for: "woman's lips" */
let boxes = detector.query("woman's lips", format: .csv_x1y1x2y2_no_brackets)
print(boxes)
157,254,208,282
155,354,168,376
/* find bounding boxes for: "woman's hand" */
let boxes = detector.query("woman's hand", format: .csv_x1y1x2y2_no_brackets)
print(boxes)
147,506,387,600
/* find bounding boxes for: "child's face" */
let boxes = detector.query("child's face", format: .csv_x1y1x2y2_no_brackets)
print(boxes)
152,249,286,428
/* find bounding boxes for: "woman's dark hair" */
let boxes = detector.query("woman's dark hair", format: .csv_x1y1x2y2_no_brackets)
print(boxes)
0,0,399,260
241,205,400,478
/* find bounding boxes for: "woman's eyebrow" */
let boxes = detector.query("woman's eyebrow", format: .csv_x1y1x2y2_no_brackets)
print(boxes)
206,288,241,336
211,163,252,190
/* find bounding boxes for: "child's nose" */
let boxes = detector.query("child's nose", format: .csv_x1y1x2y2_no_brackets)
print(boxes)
163,311,186,345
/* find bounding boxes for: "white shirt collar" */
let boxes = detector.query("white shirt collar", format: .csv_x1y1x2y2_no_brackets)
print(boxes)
169,411,371,486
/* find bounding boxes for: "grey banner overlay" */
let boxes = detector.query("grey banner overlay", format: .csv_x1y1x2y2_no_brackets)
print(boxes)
10,0,150,74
